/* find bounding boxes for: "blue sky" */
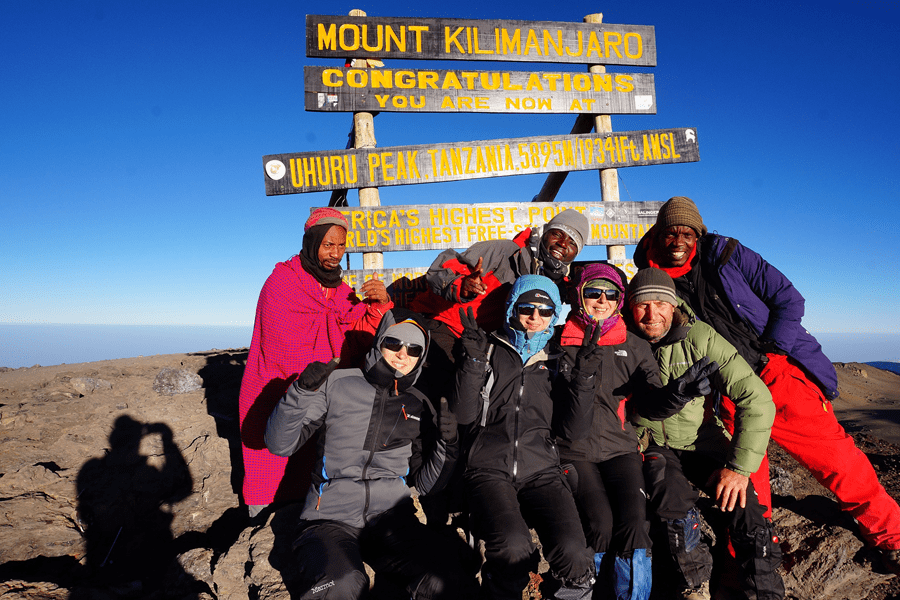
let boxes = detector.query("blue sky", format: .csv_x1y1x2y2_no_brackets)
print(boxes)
2,0,898,336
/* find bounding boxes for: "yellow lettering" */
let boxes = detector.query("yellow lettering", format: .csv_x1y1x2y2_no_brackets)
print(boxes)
592,73,612,92
565,31,584,57
418,71,439,89
318,23,337,50
586,31,603,59
445,26,466,53
615,74,634,92
322,69,342,87
347,69,367,88
370,70,392,89
385,25,405,52
472,27,494,54
543,29,563,56
441,72,462,90
361,24,383,52
396,71,415,89
501,29,521,55
502,72,522,90
368,153,380,181
525,73,543,91
408,26,429,52
604,32,623,59
524,29,542,55
624,33,643,59
339,24,360,51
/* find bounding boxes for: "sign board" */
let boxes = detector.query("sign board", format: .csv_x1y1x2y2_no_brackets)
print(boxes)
306,15,656,66
317,201,662,252
264,128,698,195
342,259,639,308
305,66,655,114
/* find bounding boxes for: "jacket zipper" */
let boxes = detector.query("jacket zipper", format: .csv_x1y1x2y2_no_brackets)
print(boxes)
361,386,388,522
512,369,525,482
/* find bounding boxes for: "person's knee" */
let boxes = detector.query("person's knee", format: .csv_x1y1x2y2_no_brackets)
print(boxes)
485,530,535,566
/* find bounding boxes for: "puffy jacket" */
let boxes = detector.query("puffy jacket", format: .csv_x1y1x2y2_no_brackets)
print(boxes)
451,275,592,483
635,231,838,399
265,309,453,528
631,301,775,477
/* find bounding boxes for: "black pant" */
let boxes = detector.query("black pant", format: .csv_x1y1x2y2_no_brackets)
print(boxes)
566,453,652,555
643,446,783,599
292,498,478,599
466,469,595,599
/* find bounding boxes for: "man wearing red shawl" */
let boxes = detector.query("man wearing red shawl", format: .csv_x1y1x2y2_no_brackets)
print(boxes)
238,207,392,517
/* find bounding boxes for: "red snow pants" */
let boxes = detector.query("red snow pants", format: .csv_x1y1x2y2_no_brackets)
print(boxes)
719,354,900,550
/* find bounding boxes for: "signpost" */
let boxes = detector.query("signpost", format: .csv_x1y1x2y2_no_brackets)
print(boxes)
318,201,663,252
305,66,656,114
261,10,700,306
264,127,698,195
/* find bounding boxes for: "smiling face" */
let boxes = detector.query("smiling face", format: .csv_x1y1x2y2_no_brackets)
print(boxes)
380,345,419,375
541,228,578,263
516,304,554,333
652,225,698,269
317,225,347,270
631,300,675,343
583,288,620,322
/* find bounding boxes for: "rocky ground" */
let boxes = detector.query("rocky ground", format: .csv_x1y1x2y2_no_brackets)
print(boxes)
0,352,898,599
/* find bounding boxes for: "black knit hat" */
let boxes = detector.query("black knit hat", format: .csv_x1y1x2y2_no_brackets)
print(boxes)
516,288,556,308
655,196,707,236
627,268,678,307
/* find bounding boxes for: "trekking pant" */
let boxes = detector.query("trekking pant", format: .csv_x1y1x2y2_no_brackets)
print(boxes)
565,455,652,600
292,499,478,599
466,469,596,600
720,353,900,550
643,446,784,600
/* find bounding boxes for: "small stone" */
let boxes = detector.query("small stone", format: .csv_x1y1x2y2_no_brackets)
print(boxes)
70,377,112,395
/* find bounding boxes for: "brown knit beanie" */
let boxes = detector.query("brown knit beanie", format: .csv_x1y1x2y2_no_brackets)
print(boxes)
627,268,678,307
655,196,707,236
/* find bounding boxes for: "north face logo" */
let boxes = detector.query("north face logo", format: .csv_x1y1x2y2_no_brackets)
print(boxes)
615,350,628,357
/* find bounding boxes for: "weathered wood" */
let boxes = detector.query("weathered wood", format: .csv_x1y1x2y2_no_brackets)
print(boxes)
263,128,699,195
348,8,383,270
585,13,625,263
312,201,662,252
306,15,656,66
532,113,595,202
305,66,655,114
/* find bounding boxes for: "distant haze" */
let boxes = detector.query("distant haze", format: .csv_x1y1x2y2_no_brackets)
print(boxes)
0,323,897,371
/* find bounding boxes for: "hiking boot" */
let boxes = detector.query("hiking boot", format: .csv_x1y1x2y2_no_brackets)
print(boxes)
680,580,711,600
882,548,900,576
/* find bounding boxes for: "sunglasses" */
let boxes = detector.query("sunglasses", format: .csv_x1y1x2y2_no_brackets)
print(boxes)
583,288,621,302
381,337,424,357
516,304,555,318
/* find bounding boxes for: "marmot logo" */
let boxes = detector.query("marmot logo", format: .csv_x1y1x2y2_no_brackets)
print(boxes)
311,581,335,594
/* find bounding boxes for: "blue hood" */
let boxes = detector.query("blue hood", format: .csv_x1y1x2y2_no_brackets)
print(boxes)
502,275,561,363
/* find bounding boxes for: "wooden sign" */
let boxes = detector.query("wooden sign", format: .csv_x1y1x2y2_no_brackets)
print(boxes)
306,15,656,66
305,66,655,114
264,128,698,195
315,201,663,252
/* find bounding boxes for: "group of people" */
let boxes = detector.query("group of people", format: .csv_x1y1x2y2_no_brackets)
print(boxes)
237,199,900,600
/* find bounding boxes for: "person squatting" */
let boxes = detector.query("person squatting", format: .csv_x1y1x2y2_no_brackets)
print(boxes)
247,204,899,599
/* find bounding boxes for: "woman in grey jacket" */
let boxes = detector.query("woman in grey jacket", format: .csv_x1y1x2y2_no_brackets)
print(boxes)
265,308,476,600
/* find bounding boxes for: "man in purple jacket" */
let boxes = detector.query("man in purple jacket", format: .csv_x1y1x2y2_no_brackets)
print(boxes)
634,196,900,575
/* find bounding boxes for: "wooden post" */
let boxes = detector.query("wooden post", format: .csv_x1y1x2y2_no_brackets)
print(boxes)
532,113,594,202
585,13,625,263
349,8,383,270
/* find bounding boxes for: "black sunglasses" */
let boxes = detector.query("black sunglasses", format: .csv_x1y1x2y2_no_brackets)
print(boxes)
583,288,621,302
381,337,424,357
516,303,555,318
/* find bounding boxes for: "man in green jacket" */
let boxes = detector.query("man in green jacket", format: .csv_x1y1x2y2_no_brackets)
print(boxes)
627,268,783,600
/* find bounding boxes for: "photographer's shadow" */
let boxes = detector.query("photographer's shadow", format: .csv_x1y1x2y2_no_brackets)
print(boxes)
74,415,195,597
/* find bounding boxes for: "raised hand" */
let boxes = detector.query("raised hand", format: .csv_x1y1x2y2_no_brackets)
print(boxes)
458,306,488,361
573,324,603,380
670,357,720,402
297,357,340,391
359,275,390,304
460,256,487,298
438,397,458,443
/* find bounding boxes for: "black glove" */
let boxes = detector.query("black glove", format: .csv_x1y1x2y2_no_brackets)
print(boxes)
438,397,458,444
458,307,488,361
297,357,340,391
668,357,719,404
573,324,603,380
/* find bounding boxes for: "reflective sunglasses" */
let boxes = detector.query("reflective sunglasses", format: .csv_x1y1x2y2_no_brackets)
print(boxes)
515,303,555,318
583,288,621,302
381,337,424,357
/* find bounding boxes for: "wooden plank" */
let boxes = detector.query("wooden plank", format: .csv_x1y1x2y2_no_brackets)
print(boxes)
305,66,655,114
263,128,698,195
306,15,656,66
316,201,663,252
